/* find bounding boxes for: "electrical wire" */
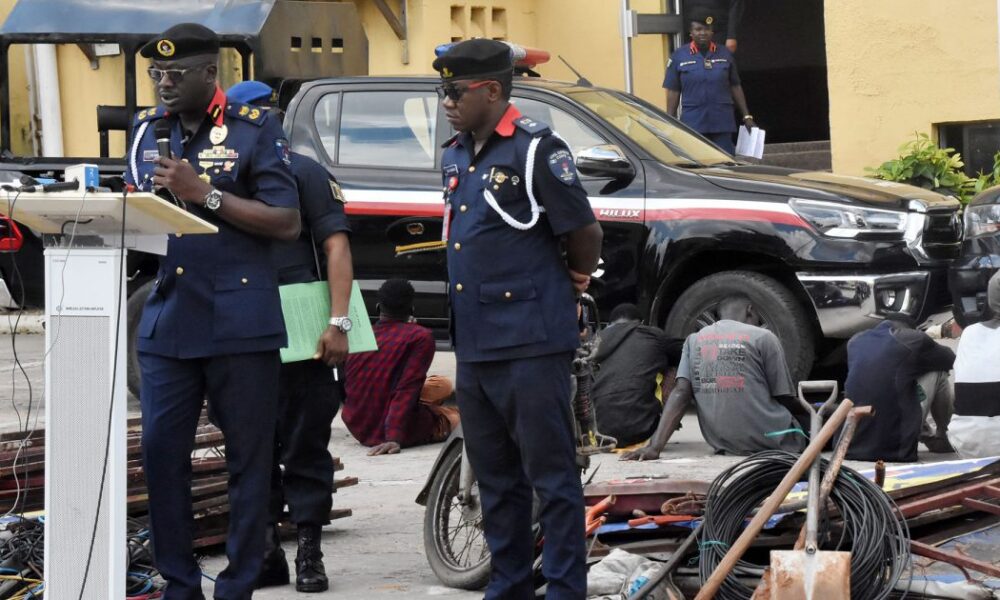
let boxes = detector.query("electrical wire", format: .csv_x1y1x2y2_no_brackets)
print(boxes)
77,186,128,599
2,188,33,520
697,450,910,600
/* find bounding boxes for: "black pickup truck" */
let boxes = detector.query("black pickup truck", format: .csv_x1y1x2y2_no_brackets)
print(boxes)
0,31,982,386
282,75,965,379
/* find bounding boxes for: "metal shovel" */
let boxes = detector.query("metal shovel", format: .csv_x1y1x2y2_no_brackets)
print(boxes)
766,381,851,600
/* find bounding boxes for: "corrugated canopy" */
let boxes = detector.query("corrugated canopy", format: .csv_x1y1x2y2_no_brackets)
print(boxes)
0,0,277,44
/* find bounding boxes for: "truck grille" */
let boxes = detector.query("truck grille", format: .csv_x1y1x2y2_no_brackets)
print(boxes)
921,209,962,259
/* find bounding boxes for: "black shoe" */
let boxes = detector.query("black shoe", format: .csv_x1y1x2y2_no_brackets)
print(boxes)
256,524,289,588
922,435,955,453
295,525,329,593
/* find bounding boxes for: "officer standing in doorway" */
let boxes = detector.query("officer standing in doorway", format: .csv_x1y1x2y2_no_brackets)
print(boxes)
433,40,603,599
126,24,300,599
226,80,353,594
664,8,756,154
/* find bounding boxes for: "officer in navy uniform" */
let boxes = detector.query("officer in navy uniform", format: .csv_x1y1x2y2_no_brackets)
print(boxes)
663,8,756,154
226,80,353,594
126,24,300,599
433,40,603,599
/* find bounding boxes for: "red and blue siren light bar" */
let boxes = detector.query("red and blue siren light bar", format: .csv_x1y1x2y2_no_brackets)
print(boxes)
433,41,550,69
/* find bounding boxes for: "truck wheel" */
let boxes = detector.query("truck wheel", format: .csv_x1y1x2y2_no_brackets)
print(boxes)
126,280,154,405
663,271,815,381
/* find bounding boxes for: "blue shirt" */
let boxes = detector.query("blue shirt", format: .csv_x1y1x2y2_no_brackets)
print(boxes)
276,153,351,285
126,87,299,358
663,42,741,134
441,105,597,363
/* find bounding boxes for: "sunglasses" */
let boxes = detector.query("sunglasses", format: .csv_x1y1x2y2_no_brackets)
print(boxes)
147,64,210,83
435,80,494,102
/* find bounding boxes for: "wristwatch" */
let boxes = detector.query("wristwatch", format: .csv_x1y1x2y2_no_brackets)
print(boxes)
329,316,353,333
204,188,223,211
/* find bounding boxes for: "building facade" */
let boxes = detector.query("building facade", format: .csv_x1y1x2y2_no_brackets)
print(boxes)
0,0,998,176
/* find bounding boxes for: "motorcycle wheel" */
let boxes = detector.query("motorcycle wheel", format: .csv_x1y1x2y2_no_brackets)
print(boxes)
422,442,491,590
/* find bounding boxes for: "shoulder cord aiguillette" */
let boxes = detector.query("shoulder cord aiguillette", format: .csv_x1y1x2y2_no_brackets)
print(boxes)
129,120,151,187
481,132,568,231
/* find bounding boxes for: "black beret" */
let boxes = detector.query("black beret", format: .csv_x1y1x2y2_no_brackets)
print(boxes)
688,7,717,28
141,23,220,61
432,39,513,82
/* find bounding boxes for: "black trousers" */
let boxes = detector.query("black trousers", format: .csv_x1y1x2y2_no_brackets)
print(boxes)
269,359,343,526
139,350,280,600
457,352,586,600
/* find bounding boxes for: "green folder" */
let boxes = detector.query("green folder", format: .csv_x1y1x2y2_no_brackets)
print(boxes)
279,280,378,363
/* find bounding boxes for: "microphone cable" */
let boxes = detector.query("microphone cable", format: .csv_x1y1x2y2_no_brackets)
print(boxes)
77,185,128,599
1,187,34,520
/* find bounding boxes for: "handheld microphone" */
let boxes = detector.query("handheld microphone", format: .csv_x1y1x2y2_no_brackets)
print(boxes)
154,119,172,161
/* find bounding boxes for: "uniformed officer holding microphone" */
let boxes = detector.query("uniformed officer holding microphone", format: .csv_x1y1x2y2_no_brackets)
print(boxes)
433,40,603,599
126,23,300,599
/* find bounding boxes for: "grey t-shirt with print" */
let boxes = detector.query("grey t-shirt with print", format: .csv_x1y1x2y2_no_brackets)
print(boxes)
677,320,801,455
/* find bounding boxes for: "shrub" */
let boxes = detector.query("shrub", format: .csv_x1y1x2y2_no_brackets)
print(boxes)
866,133,977,203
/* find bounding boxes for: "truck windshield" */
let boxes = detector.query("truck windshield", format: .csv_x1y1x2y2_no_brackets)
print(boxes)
568,89,733,167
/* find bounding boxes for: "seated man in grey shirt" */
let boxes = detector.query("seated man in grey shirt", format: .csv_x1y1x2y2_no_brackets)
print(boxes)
621,295,802,459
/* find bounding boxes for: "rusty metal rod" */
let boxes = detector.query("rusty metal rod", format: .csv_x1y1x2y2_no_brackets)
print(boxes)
910,540,1000,578
794,406,873,550
894,477,1000,518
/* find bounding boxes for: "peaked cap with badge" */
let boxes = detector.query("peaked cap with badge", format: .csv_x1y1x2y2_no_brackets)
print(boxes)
432,38,513,82
688,7,716,28
140,22,220,61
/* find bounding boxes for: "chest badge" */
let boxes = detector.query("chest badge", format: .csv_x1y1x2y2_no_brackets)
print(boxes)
491,171,509,185
704,60,713,69
209,125,229,145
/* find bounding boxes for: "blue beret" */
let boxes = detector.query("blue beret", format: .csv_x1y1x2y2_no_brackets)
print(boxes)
227,81,274,106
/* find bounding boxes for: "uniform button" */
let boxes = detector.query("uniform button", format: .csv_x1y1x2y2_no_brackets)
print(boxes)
175,233,183,238
468,166,476,173
459,205,468,212
175,266,184,275
455,283,464,292
453,242,461,251
504,291,512,299
241,277,248,285
493,185,499,190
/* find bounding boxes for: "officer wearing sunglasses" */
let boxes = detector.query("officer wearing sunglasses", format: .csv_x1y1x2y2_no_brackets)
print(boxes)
433,39,603,599
126,22,300,599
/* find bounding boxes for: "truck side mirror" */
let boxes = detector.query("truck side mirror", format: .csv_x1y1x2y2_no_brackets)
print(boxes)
575,144,635,181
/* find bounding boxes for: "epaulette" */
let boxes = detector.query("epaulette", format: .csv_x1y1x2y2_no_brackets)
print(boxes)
226,102,267,126
441,132,460,148
513,116,551,136
134,106,166,126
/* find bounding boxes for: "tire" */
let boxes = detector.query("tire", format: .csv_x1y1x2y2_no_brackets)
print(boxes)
663,271,815,381
422,442,491,590
126,280,154,404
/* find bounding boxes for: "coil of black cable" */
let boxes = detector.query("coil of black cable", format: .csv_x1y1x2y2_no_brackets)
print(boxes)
697,450,910,600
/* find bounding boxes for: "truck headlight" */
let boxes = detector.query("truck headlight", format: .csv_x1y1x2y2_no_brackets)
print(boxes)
964,203,1000,238
790,199,908,239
